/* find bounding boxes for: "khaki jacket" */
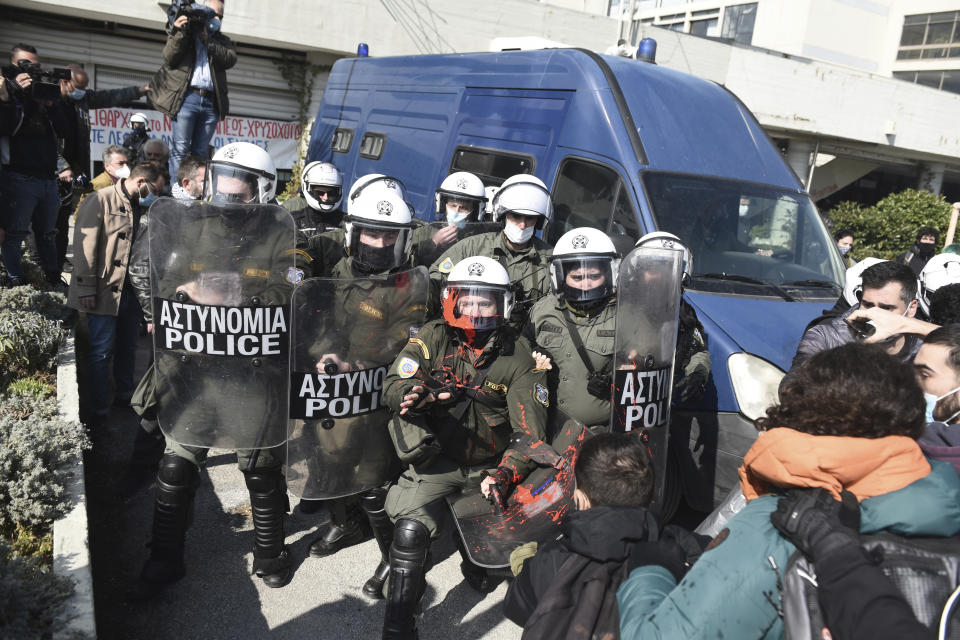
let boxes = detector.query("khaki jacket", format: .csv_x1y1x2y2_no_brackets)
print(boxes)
67,181,138,316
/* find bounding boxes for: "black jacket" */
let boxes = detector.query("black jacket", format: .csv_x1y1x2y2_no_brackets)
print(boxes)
503,506,660,627
0,66,70,177
60,86,143,174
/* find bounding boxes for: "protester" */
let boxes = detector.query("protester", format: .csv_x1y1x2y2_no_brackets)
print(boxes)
792,260,922,368
149,0,236,181
67,161,164,424
930,283,960,326
142,138,170,167
504,432,695,638
897,225,940,277
618,342,960,639
914,325,960,474
834,227,855,267
0,43,71,286
170,154,205,200
88,145,132,194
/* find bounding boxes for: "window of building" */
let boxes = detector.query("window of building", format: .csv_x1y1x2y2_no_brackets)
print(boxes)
893,69,960,95
721,3,757,45
691,17,719,37
897,11,960,60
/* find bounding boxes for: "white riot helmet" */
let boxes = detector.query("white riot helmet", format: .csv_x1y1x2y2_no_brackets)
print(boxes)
130,112,149,129
347,174,409,213
435,171,487,222
636,231,693,282
442,256,513,334
842,257,887,307
490,174,553,227
301,161,343,212
550,227,620,305
204,142,277,203
344,187,415,273
920,253,960,310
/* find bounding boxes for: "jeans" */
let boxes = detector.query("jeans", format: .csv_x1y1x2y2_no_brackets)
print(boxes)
85,286,143,418
0,171,59,280
169,90,219,181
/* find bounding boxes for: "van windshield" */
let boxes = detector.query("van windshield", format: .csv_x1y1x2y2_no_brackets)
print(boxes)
643,172,844,299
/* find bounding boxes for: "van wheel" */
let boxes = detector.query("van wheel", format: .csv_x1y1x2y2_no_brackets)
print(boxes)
659,449,681,522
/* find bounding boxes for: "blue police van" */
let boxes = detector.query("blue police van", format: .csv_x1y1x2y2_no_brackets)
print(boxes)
305,47,846,512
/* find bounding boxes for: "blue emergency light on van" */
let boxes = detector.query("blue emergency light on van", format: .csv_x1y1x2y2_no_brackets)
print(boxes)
305,48,845,513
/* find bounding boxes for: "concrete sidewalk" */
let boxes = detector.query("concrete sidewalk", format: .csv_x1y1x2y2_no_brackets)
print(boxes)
83,335,523,640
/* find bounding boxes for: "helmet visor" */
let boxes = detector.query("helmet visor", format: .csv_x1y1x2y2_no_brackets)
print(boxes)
204,163,262,204
552,257,614,302
442,284,507,334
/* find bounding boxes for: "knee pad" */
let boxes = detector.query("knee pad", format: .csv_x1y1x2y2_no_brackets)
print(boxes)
157,453,199,490
392,518,430,556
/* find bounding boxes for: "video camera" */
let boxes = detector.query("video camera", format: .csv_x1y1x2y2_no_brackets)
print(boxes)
173,2,217,32
14,59,71,102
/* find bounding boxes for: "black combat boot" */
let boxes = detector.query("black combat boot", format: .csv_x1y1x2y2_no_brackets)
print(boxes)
308,496,366,557
382,518,430,640
359,488,393,599
244,468,292,589
129,454,198,601
117,421,166,499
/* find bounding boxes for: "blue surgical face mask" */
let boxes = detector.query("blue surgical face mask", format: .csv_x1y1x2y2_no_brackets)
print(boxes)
69,88,86,101
924,385,960,423
837,244,851,256
139,183,158,208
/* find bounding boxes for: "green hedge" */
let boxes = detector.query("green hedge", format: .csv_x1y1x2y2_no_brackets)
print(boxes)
825,188,953,261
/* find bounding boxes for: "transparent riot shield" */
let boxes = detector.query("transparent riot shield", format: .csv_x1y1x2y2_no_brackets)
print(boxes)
446,410,589,568
287,267,430,499
611,246,683,511
149,198,296,450
412,221,501,268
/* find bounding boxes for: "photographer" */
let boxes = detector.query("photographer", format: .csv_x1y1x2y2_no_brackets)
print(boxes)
148,0,236,180
0,43,71,287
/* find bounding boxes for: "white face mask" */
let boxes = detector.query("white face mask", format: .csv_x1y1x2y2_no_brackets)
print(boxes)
114,165,131,180
503,219,535,244
739,204,749,217
924,385,960,423
446,207,470,227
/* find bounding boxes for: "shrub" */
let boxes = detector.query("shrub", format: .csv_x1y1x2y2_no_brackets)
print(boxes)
5,376,55,399
0,286,75,325
0,310,64,388
0,540,79,640
825,188,953,260
0,393,89,531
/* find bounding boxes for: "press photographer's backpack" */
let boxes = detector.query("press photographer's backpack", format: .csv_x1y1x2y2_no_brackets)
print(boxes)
782,532,960,640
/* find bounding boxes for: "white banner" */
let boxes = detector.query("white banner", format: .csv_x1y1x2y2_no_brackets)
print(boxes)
88,107,301,170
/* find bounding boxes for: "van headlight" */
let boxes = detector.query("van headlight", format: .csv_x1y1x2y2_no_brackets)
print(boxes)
727,353,785,422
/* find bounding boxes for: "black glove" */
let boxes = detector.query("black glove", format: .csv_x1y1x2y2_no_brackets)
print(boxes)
482,467,513,509
770,487,860,562
675,367,708,403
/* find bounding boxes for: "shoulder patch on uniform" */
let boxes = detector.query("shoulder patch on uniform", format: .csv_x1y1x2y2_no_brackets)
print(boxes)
541,322,562,334
597,329,616,337
190,261,204,272
535,383,549,407
438,257,454,273
397,357,419,379
244,267,270,279
285,267,305,285
287,248,314,262
358,302,384,319
408,337,430,359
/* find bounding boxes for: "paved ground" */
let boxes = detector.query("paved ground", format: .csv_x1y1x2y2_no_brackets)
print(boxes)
82,334,524,640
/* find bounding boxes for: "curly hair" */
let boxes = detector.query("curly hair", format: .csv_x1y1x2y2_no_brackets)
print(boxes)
930,284,960,326
756,343,924,439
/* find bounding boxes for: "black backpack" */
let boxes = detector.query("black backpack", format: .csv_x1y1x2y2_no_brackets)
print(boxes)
783,532,960,640
521,553,629,640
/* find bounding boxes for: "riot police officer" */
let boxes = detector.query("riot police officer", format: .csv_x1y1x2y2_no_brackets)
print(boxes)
132,142,297,599
281,160,344,235
381,256,550,639
429,174,553,330
527,227,620,429
635,232,711,403
411,170,491,266
298,176,427,600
